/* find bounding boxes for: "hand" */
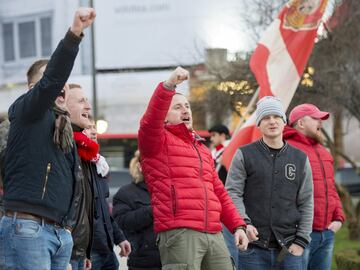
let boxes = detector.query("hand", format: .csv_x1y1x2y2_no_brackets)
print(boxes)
96,155,110,177
164,67,189,88
67,264,72,270
246,224,259,242
119,240,131,257
84,259,91,270
288,243,304,256
234,228,249,251
70,7,96,36
328,221,342,233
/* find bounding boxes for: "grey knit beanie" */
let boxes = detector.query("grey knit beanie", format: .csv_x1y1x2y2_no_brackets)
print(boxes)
255,96,286,126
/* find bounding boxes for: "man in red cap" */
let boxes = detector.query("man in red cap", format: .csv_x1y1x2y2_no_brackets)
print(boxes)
283,103,345,270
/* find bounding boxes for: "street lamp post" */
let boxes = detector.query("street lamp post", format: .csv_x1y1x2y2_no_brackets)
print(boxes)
89,0,98,121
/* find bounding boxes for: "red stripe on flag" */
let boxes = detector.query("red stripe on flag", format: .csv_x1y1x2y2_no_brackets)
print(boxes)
249,44,272,98
280,24,318,76
222,125,261,170
278,1,327,76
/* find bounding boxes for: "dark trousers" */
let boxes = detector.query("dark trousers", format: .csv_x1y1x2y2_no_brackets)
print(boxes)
90,251,119,270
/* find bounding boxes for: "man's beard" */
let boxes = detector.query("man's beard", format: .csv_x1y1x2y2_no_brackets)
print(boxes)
306,129,324,145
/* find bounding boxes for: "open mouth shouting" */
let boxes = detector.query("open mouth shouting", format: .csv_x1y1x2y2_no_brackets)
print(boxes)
81,112,89,119
181,116,190,123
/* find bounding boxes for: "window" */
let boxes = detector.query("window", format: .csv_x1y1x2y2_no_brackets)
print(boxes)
40,17,52,56
2,14,52,63
19,21,36,58
2,23,15,61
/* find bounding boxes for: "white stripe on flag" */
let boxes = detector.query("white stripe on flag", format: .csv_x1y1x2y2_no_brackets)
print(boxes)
259,19,301,108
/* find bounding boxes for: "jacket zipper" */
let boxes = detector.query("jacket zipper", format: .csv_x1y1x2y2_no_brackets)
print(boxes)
41,163,51,199
314,147,329,229
171,185,177,215
193,143,208,231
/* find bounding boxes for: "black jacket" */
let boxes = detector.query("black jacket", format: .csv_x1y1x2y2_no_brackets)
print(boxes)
92,171,126,254
71,159,94,260
113,182,161,268
3,30,83,228
71,124,126,260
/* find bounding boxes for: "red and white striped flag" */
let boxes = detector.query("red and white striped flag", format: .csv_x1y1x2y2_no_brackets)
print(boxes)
223,0,328,169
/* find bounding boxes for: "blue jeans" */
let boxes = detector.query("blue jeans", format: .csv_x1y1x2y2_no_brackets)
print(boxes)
223,225,238,268
238,245,304,270
303,230,334,270
90,250,119,270
0,215,73,270
70,258,85,270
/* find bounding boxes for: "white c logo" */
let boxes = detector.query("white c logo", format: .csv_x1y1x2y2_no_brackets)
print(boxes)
285,164,296,181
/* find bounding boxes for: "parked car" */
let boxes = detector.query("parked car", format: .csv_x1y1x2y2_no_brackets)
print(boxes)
335,167,360,196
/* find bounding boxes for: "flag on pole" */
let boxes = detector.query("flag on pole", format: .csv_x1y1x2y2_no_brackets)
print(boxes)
222,0,328,169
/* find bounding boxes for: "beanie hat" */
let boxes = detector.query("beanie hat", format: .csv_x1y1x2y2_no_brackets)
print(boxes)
255,96,286,126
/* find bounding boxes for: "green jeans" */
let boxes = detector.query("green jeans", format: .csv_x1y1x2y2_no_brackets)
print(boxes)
157,228,235,270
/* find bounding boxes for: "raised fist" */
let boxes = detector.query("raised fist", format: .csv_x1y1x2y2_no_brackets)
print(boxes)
164,67,189,89
70,7,96,36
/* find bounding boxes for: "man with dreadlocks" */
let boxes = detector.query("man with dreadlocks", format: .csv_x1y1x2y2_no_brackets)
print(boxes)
0,7,96,270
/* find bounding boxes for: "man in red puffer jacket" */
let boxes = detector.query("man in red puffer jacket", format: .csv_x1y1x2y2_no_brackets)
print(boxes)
138,67,248,270
283,104,345,270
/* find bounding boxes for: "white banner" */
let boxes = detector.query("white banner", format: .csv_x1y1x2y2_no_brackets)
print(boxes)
94,0,246,69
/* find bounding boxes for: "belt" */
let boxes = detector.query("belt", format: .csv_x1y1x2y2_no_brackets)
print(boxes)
5,210,72,232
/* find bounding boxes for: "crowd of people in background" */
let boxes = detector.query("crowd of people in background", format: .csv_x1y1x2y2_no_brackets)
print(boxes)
0,6,345,270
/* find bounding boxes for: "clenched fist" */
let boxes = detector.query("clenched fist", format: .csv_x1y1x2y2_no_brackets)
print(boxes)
70,7,96,36
164,67,189,89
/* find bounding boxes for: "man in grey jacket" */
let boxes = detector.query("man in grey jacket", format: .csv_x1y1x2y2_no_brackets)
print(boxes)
226,96,313,270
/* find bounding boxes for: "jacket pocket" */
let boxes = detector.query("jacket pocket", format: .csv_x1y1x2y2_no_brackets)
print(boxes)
164,228,186,248
41,163,51,199
171,185,177,216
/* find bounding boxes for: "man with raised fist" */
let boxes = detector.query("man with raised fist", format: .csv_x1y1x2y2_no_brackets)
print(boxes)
0,7,96,270
138,67,249,270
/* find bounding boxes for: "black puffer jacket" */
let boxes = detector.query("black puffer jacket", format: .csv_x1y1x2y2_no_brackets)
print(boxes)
113,181,161,268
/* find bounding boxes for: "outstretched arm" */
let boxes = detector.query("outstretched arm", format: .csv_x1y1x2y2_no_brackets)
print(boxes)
11,8,96,122
138,67,189,157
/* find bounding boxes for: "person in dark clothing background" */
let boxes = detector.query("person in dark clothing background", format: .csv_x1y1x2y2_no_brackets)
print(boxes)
0,8,95,270
113,150,162,270
208,124,231,185
83,118,131,270
68,85,131,270
208,124,239,267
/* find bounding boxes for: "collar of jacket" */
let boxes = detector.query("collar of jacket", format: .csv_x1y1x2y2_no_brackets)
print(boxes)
283,125,317,146
136,181,148,191
258,138,288,155
165,123,205,144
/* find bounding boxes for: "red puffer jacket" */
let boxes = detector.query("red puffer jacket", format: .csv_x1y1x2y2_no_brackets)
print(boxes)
138,83,245,233
283,126,345,230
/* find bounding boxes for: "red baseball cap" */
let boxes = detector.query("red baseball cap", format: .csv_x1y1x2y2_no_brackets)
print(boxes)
289,104,329,126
